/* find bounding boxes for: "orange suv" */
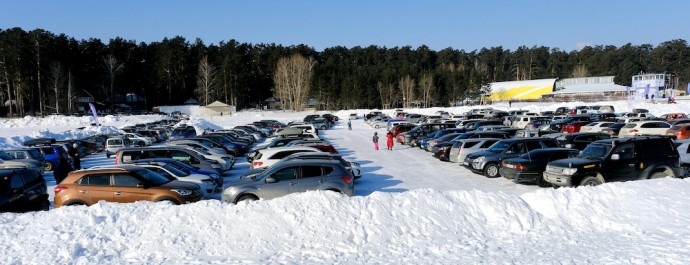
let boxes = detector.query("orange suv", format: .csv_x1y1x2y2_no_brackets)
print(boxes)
54,165,202,207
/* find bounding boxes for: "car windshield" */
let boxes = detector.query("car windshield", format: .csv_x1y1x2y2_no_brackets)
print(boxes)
134,168,171,186
487,141,510,153
163,164,190,177
0,151,15,160
579,143,612,159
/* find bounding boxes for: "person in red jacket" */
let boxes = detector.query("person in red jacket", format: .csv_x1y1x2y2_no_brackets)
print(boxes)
386,131,394,150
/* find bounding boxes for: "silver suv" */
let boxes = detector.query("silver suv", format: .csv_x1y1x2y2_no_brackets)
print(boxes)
221,160,354,203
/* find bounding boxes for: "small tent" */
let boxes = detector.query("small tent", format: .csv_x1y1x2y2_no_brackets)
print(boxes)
205,101,234,116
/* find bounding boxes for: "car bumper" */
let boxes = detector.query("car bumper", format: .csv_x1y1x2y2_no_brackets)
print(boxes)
499,168,539,182
543,172,574,187
462,160,485,174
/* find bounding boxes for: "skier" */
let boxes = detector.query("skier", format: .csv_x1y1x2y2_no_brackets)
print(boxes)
373,132,379,150
386,131,394,150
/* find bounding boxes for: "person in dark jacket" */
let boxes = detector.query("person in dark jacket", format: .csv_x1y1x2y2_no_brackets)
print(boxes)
53,155,72,184
67,143,81,170
373,132,379,150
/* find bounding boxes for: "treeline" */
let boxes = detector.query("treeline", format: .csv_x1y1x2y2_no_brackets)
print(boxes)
1,27,689,116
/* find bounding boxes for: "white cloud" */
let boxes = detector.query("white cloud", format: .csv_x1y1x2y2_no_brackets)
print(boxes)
576,42,592,50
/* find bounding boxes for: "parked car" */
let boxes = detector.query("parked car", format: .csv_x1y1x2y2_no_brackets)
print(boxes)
122,133,153,146
0,167,49,212
667,124,690,140
601,123,627,137
544,137,681,187
115,146,223,173
618,121,671,137
561,121,591,133
463,137,560,178
402,123,456,146
449,138,502,163
133,162,220,199
221,160,354,203
0,151,45,174
250,146,323,170
659,113,688,121
2,148,46,170
54,165,203,207
280,152,362,179
130,158,223,187
500,148,580,187
105,137,134,158
543,132,611,150
579,122,615,133
348,113,358,120
431,141,455,161
169,126,198,140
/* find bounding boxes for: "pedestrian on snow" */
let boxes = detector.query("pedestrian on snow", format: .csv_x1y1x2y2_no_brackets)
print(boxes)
508,100,512,107
386,131,394,150
347,120,352,130
53,155,72,184
373,132,379,150
68,143,81,170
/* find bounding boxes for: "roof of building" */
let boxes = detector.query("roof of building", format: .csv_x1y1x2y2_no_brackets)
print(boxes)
544,84,628,95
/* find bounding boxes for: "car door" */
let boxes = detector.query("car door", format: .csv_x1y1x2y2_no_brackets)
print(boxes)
75,174,113,205
296,165,330,192
4,173,29,212
260,166,299,199
112,173,150,203
602,143,639,181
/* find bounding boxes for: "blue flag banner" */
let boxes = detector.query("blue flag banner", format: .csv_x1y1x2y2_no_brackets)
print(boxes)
88,103,100,126
626,86,630,96
687,82,690,95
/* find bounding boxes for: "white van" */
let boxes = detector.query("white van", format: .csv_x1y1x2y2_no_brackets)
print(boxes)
105,136,133,158
512,116,548,129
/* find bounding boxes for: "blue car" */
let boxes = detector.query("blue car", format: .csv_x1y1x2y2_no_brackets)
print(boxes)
419,128,467,150
131,158,224,186
170,126,197,140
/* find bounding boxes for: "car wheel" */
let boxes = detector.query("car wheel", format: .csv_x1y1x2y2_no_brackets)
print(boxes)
45,161,55,171
138,141,145,147
374,125,379,129
483,163,500,178
536,173,552,188
157,199,180,205
649,171,668,179
682,164,690,178
320,125,327,130
579,175,604,186
66,201,86,206
106,153,111,158
237,194,258,203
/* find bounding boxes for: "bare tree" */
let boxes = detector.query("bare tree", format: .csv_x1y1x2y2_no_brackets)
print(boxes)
195,56,217,105
377,81,396,109
398,75,415,108
104,54,124,106
48,62,65,113
418,73,434,107
66,68,76,113
273,54,315,111
572,64,589,78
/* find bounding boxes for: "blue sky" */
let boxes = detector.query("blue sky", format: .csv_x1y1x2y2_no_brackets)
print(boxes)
2,0,689,52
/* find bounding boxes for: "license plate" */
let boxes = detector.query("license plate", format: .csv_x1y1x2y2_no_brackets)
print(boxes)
504,164,515,168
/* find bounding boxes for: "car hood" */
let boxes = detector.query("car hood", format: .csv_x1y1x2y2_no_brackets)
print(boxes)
160,180,200,190
548,157,601,168
465,150,500,159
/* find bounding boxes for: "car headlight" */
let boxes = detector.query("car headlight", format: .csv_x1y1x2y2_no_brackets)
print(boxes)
171,189,193,196
563,168,578,175
212,164,221,169
473,156,485,163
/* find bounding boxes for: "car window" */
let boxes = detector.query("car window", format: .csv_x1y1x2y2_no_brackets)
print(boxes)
20,170,40,185
41,147,55,155
272,167,298,181
505,142,525,154
481,140,498,148
9,174,23,189
79,174,111,186
29,150,43,160
301,166,323,178
525,141,542,151
612,143,635,160
113,174,141,187
14,152,28,159
541,139,559,148
463,141,480,149
170,150,193,163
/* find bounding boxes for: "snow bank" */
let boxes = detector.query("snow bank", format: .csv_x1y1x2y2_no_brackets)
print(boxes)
2,179,690,264
0,126,121,149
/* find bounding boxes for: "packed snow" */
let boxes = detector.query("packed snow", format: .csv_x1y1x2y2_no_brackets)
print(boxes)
1,100,690,264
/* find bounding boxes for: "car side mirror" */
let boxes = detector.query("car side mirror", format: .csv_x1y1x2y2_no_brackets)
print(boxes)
265,177,277,183
611,154,620,161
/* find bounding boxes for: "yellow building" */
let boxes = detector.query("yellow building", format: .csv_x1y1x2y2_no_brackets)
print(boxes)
486,78,557,100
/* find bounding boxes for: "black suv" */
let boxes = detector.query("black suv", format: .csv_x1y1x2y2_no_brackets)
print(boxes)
0,167,49,212
543,136,682,187
543,132,611,150
463,137,560,178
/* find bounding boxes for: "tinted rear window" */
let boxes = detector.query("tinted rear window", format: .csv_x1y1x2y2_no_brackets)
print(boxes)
639,139,675,158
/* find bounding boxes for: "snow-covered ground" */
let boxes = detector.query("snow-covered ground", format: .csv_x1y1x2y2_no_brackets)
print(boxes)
2,100,690,264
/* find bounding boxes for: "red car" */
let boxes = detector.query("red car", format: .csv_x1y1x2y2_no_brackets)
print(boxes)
561,121,590,133
391,124,416,137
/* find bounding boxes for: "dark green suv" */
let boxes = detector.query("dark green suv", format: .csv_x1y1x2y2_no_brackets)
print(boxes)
544,136,682,187
0,167,49,212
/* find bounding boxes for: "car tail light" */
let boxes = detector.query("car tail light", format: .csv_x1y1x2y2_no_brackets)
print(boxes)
54,185,68,194
501,162,508,167
253,161,263,167
515,165,526,170
630,129,639,133
341,175,353,184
